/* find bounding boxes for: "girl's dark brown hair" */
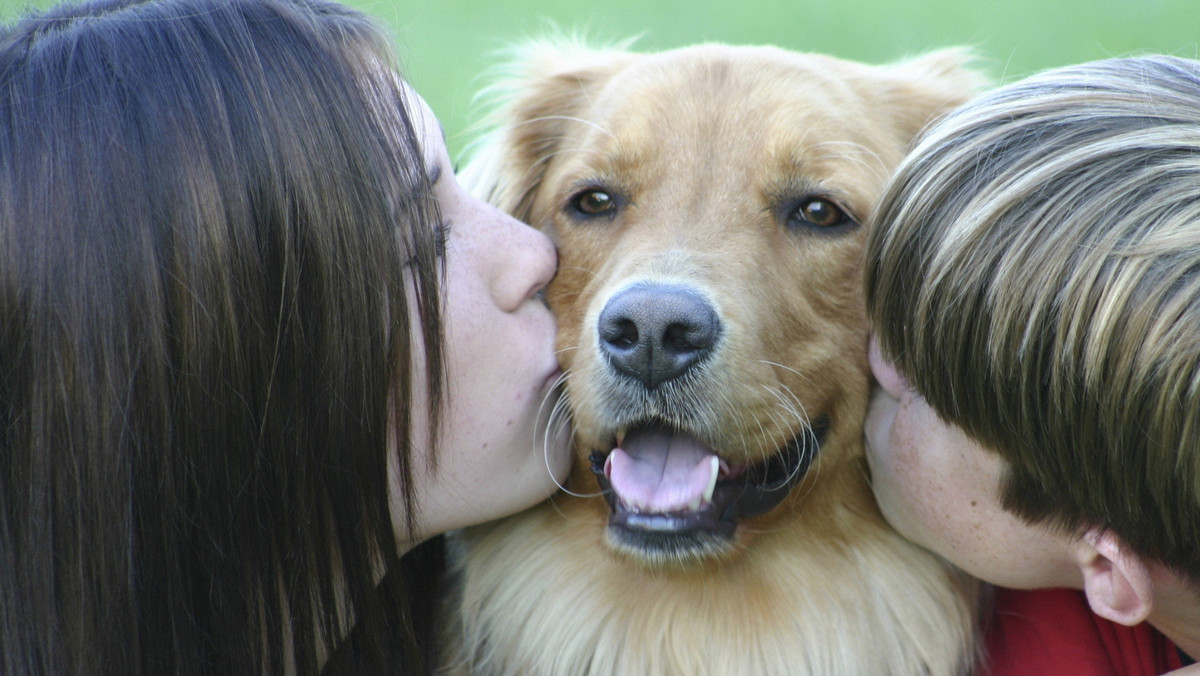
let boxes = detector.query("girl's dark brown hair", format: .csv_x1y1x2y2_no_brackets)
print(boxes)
0,0,445,672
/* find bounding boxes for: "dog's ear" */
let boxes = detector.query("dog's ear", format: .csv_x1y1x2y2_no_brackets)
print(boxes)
460,39,635,224
875,47,990,142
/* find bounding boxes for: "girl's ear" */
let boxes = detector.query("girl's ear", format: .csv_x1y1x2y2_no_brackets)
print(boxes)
1077,527,1154,626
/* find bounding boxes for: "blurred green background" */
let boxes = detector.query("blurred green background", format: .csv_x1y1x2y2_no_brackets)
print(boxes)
2,0,1198,158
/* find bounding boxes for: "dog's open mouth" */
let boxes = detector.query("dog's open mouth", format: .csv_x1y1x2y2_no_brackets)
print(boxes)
588,418,828,552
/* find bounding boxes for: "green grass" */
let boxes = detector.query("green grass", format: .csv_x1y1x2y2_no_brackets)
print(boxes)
3,0,1198,157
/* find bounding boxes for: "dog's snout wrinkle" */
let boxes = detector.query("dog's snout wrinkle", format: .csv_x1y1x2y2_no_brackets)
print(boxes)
598,284,720,390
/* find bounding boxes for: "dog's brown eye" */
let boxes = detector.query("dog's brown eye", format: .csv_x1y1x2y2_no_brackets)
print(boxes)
792,197,848,228
571,189,617,217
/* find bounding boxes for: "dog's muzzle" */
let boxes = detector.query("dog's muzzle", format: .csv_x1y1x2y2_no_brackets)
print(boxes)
597,283,720,390
585,282,828,563
588,418,828,562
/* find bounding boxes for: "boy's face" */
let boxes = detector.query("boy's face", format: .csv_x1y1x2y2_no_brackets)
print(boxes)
864,335,1081,589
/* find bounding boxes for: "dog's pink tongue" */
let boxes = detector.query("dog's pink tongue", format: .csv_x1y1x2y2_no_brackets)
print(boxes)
606,428,718,513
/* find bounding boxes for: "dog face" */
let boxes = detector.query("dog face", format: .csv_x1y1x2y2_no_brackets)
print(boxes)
468,43,981,566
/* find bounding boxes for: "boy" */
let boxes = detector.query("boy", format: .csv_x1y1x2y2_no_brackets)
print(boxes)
863,55,1200,675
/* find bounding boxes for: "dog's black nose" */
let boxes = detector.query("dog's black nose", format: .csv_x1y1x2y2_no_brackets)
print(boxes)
598,284,721,389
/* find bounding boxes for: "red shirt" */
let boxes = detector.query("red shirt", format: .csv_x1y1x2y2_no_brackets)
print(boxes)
982,587,1184,676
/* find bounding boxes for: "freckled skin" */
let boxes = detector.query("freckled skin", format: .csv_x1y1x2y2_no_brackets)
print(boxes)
396,89,572,544
864,336,1082,589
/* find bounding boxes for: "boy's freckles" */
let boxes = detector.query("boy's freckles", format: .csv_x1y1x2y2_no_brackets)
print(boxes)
865,370,1082,589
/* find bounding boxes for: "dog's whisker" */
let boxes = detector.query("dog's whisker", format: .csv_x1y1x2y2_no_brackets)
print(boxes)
774,383,825,493
758,382,819,493
536,371,569,462
750,401,773,459
515,114,614,139
713,387,754,456
758,359,817,388
536,371,574,484
748,404,806,532
755,374,823,490
538,371,607,500
808,139,890,182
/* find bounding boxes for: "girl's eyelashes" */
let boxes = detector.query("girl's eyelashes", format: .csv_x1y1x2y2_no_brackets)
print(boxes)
400,220,452,268
435,220,451,259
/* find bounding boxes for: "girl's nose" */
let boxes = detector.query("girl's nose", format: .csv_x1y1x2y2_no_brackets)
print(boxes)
481,201,557,312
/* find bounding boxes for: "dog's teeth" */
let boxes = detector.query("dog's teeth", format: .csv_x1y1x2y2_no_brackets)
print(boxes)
702,456,719,504
615,428,627,448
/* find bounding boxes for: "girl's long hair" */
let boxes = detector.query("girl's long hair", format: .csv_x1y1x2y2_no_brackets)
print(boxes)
0,0,445,672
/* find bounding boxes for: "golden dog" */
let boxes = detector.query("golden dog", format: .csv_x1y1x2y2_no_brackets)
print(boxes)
444,41,985,676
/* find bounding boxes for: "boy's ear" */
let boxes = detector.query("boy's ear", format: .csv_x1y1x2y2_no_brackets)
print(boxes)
1077,528,1154,626
867,334,909,398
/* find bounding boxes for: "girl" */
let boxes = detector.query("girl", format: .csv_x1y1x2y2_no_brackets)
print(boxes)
0,0,571,672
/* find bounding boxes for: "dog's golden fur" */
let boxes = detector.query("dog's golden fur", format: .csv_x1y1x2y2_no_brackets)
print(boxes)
443,41,986,676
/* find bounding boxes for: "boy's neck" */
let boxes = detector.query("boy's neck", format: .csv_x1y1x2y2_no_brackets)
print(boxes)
1149,575,1200,663
1163,628,1199,665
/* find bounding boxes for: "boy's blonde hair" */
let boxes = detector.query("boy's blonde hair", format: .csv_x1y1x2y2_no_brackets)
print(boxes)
866,55,1200,580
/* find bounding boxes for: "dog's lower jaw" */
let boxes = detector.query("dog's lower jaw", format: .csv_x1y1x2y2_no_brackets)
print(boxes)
443,459,980,676
606,521,737,569
587,419,828,568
